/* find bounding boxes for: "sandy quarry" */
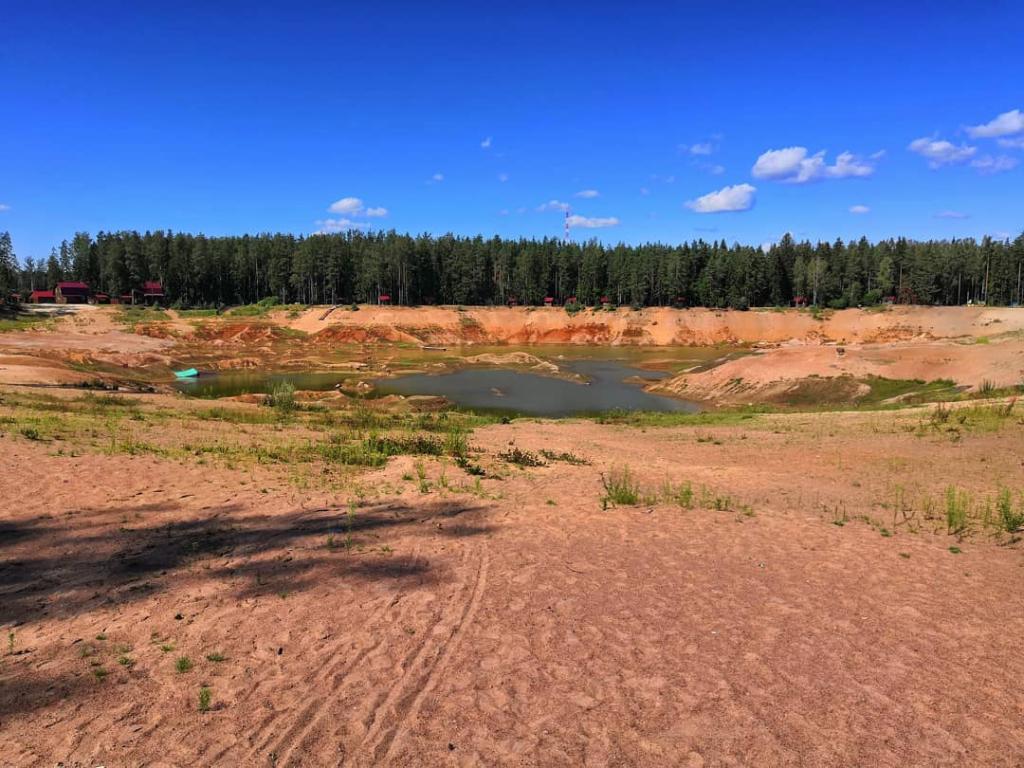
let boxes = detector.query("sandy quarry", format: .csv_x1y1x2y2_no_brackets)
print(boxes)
2,304,1024,766
1,304,1023,404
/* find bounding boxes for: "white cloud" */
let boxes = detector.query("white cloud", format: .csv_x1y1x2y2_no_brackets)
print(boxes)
689,142,714,156
497,172,509,182
966,109,1024,139
328,196,364,215
315,218,367,233
869,149,887,160
537,199,571,212
431,172,444,182
705,163,725,175
498,208,509,216
365,206,388,217
752,147,875,183
567,214,620,229
971,154,1019,175
935,210,969,219
574,189,600,198
997,136,1024,149
0,203,9,212
639,187,650,196
481,136,492,149
685,183,756,213
849,205,870,214
908,137,976,168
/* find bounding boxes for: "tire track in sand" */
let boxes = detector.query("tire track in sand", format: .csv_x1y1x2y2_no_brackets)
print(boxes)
354,540,490,766
241,542,427,765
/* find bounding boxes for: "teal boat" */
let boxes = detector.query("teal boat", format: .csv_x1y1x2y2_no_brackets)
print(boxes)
174,368,199,379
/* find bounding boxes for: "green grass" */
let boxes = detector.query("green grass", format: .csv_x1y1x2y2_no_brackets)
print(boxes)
175,656,193,673
945,486,970,536
601,466,641,506
205,652,227,663
0,310,53,332
199,686,212,712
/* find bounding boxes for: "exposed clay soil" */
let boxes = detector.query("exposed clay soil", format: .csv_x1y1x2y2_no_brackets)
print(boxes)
2,398,1024,766
290,304,1024,347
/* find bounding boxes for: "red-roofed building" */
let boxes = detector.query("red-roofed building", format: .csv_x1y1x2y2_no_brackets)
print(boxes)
543,296,554,306
142,281,165,305
30,290,56,304
91,292,111,305
55,281,90,304
378,294,391,305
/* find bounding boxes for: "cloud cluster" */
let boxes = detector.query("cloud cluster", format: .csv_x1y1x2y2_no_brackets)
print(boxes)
567,214,619,229
685,183,756,213
970,155,1019,175
574,189,600,199
319,196,388,233
537,199,571,212
315,218,366,233
966,109,1024,139
328,197,389,217
752,147,875,183
907,138,977,168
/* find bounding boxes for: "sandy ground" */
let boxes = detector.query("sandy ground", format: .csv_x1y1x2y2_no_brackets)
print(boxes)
658,338,1024,402
2,401,1024,767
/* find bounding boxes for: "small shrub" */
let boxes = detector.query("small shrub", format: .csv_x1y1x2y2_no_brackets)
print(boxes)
539,449,589,465
945,486,969,536
663,480,693,509
20,426,41,441
199,686,212,712
175,656,193,673
997,488,1024,533
267,382,296,414
601,466,641,506
499,444,546,467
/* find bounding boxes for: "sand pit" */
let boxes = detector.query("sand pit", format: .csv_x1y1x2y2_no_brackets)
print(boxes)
2,305,1024,766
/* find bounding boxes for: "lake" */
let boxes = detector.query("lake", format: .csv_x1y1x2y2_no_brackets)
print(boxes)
171,348,716,415
374,360,696,416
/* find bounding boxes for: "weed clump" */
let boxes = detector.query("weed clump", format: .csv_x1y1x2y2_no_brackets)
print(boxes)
601,466,641,506
267,381,296,415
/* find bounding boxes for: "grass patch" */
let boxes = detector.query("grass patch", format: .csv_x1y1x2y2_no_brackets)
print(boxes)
499,445,546,467
199,686,212,712
175,656,194,673
601,466,641,506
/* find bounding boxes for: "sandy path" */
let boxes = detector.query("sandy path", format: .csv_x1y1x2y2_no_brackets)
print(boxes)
3,410,1024,766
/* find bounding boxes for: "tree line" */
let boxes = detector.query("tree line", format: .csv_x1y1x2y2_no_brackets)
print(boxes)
3,229,1024,309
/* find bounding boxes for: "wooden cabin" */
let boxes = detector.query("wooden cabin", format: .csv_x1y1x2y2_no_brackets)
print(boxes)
55,281,90,304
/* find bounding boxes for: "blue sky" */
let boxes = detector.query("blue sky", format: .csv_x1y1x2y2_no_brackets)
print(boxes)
2,1,1023,259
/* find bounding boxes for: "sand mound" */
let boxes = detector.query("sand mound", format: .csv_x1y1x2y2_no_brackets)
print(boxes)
657,338,1024,404
464,351,559,373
